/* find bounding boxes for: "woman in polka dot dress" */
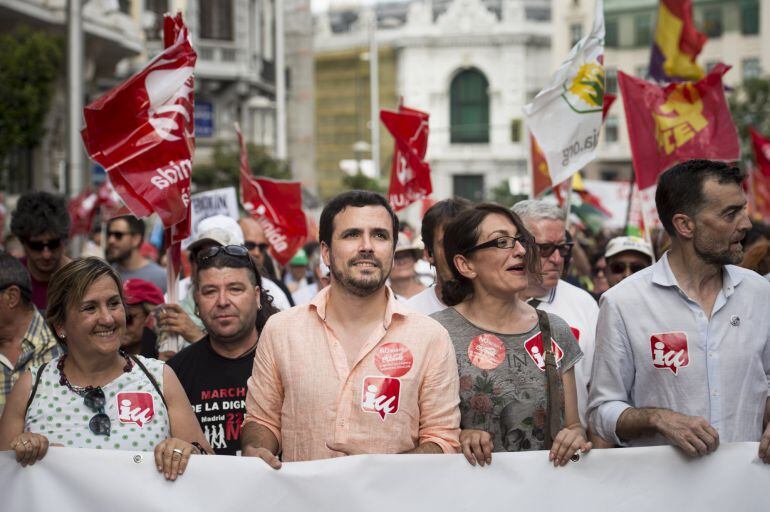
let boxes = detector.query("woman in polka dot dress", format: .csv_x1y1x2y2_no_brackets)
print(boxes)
0,258,211,481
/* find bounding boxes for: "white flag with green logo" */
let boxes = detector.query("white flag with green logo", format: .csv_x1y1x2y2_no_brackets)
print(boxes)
523,0,605,187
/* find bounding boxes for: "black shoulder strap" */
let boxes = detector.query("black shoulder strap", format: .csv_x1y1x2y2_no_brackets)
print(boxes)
536,310,561,450
129,355,168,410
25,362,49,415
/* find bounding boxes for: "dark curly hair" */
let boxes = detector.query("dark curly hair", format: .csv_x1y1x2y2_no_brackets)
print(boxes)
319,190,399,250
441,203,541,306
11,191,70,241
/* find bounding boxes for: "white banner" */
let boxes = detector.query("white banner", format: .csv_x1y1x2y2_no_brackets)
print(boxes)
183,186,240,249
1,443,767,511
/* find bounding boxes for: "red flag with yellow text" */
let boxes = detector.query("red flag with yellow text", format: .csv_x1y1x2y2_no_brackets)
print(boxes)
618,64,739,190
750,128,770,179
236,125,307,266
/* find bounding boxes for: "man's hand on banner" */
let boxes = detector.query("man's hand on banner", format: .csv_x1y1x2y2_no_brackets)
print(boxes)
156,304,204,343
9,432,50,466
242,445,283,469
459,429,493,467
550,425,592,467
652,410,719,457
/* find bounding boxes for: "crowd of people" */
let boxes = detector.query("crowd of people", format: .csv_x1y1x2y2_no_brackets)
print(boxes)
1,158,770,481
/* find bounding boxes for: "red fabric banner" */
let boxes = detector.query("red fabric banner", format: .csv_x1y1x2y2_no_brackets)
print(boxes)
81,13,195,245
236,126,307,267
530,133,552,197
618,64,740,191
381,105,433,212
750,128,770,179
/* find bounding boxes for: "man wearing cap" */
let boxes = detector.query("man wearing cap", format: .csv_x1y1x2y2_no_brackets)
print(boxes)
588,160,770,463
391,233,426,300
284,249,310,295
405,198,472,315
122,278,170,359
292,257,331,306
512,200,598,427
241,190,460,468
0,253,61,413
604,236,654,289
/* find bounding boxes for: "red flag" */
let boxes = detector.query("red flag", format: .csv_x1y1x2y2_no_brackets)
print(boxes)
67,188,99,237
236,125,307,267
750,128,770,178
530,133,552,197
381,105,433,212
751,171,770,220
602,93,617,120
81,13,195,245
618,63,740,191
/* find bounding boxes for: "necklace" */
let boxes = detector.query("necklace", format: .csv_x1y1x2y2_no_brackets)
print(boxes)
57,349,133,396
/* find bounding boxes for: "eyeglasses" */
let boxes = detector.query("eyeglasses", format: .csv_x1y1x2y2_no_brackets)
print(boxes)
198,244,251,262
107,231,131,241
464,235,529,255
83,387,111,436
24,238,63,252
244,241,269,253
536,242,574,258
608,261,648,275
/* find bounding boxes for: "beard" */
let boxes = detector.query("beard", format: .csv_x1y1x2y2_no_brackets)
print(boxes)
693,231,743,266
106,245,132,264
330,252,390,297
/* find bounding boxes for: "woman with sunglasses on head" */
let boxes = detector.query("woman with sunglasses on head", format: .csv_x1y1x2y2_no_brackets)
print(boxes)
430,204,591,467
0,258,211,478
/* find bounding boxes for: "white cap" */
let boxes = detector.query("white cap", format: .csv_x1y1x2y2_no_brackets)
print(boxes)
395,232,424,257
188,215,244,252
604,236,654,260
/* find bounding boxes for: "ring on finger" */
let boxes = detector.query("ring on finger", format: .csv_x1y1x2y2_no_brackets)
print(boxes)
172,448,184,456
21,439,31,446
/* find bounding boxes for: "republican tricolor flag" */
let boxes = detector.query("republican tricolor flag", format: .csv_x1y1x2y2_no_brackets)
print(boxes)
649,0,707,82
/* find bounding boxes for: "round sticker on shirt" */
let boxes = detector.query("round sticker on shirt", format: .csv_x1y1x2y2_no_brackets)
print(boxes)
375,343,414,377
467,333,506,370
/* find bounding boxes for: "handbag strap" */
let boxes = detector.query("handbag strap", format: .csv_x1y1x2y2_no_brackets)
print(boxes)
25,362,49,415
536,309,562,450
129,355,168,410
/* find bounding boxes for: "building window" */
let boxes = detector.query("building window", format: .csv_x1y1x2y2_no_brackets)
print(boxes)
144,0,167,40
605,116,619,143
741,0,759,35
453,174,485,202
200,0,234,41
633,14,652,47
605,67,618,94
511,119,522,143
605,18,618,48
701,7,722,38
450,69,490,144
119,0,131,14
570,23,583,47
743,58,761,81
600,169,619,181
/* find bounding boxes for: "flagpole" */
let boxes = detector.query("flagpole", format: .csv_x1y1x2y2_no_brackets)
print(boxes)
67,0,85,198
369,9,380,178
563,177,574,231
623,170,635,233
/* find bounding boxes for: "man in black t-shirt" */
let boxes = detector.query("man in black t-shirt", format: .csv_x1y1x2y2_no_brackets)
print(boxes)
168,240,267,455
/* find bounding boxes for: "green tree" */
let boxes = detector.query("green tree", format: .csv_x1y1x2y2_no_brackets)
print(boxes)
193,141,291,190
0,28,62,175
342,171,386,194
490,180,527,207
728,76,770,166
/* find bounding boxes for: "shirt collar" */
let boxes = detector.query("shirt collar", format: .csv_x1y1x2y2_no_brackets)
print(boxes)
651,251,745,293
22,307,58,352
310,285,406,329
532,282,557,304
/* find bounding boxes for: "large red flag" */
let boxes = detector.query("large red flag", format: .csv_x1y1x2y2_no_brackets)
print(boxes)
236,125,307,267
381,105,432,212
618,63,740,190
81,13,195,245
750,170,770,220
750,128,770,178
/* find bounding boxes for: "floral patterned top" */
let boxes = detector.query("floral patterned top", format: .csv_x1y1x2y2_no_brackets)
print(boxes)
432,308,581,452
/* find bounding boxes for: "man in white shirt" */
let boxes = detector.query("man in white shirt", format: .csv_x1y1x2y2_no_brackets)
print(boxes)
405,198,471,315
512,200,598,428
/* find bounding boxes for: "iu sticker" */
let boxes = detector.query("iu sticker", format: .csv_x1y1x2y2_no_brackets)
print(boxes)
361,376,400,421
523,333,564,372
375,343,414,377
650,332,689,375
117,392,156,427
467,334,506,370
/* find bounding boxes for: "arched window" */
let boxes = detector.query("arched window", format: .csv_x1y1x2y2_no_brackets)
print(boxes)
450,69,489,144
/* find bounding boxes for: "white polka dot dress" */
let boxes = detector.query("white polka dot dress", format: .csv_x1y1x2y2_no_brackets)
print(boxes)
25,356,170,451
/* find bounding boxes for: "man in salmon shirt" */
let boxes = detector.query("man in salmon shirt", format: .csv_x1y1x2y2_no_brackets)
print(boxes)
241,190,461,468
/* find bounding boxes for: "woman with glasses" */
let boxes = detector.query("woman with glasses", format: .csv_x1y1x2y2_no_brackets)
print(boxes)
0,258,211,479
430,204,590,467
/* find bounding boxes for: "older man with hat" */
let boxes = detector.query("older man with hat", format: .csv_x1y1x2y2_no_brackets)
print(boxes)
122,278,166,359
604,236,654,289
391,233,427,300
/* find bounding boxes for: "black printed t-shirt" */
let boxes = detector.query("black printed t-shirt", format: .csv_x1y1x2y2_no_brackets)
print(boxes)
167,337,254,455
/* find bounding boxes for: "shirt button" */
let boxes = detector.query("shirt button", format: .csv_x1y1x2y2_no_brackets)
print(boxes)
712,390,719,397
708,352,713,358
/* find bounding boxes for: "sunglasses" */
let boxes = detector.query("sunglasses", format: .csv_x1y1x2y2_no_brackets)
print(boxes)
464,235,529,255
244,241,269,253
107,231,131,241
608,261,648,275
536,242,574,258
83,387,111,436
198,245,259,275
24,238,63,252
